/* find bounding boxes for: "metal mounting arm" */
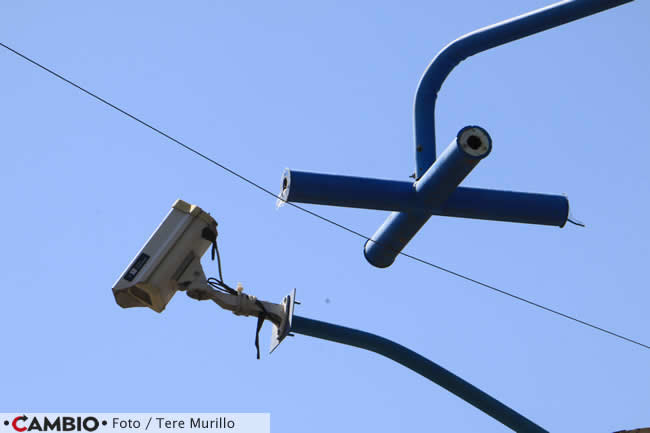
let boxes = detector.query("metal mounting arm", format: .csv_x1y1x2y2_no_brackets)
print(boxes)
186,286,296,353
187,286,284,324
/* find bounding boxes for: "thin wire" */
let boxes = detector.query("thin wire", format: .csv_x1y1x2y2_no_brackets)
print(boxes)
399,251,649,349
568,217,586,227
2,41,647,351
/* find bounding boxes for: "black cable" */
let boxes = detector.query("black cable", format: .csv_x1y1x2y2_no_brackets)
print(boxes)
214,239,224,283
207,281,229,295
2,41,648,351
254,300,268,360
208,277,238,296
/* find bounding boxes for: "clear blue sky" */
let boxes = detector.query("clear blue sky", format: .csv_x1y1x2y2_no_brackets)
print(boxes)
1,1,648,431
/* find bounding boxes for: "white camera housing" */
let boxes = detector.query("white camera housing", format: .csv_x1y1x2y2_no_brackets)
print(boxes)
112,199,217,312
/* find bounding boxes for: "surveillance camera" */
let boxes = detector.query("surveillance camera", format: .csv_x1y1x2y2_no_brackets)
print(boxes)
112,199,217,312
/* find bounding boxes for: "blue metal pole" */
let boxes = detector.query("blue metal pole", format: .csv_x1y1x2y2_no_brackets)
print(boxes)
277,1,631,266
364,210,431,268
281,169,569,226
280,169,416,213
291,315,548,433
414,0,633,178
365,126,491,268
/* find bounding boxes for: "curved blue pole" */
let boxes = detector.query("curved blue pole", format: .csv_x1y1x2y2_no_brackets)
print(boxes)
414,0,633,178
291,315,548,432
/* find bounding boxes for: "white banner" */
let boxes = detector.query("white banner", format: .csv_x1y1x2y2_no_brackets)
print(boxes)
0,414,269,433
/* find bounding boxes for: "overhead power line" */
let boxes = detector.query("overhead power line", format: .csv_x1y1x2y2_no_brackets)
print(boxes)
1,41,647,351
